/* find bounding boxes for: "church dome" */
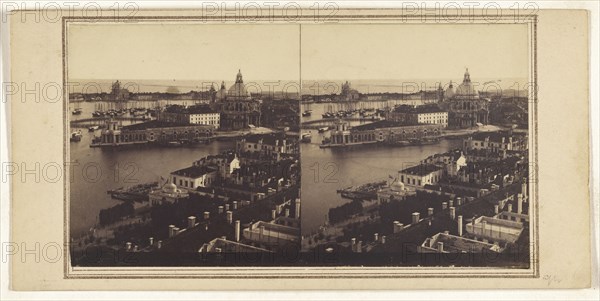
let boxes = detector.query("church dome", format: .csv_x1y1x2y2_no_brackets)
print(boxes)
390,179,405,192
454,68,479,98
227,70,251,100
163,182,177,193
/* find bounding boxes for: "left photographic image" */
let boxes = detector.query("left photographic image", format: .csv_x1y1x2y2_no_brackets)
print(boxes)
66,23,302,266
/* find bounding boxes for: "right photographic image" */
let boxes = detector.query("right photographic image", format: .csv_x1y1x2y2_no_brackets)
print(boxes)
299,23,533,267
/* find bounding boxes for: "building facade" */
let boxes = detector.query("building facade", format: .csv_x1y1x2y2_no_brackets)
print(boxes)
440,69,490,128
170,166,218,189
398,164,445,189
386,105,449,128
463,130,528,153
92,120,215,147
327,120,443,147
212,70,262,130
159,105,220,129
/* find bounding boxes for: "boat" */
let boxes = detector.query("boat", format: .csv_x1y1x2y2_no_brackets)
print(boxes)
301,132,312,143
72,108,82,115
337,181,387,200
88,125,100,132
318,127,329,133
408,138,439,146
302,110,312,117
70,130,82,142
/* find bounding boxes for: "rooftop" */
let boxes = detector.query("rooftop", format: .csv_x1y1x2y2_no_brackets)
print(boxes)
122,120,212,131
352,120,403,131
424,232,501,253
470,130,527,143
400,164,444,176
171,165,218,178
164,104,218,114
393,104,446,114
201,238,272,253
242,133,293,146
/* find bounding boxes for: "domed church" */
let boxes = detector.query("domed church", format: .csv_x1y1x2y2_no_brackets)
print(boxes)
212,70,262,130
440,69,489,128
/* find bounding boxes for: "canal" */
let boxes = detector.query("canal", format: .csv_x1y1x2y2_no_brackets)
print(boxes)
300,128,463,236
68,101,234,238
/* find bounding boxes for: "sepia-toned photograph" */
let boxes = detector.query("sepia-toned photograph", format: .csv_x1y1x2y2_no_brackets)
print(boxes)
299,24,533,267
67,23,302,266
4,5,595,293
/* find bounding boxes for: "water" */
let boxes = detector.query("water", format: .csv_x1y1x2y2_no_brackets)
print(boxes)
300,137,462,235
68,101,234,238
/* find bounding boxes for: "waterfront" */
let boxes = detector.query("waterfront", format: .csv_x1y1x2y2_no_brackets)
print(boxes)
300,137,462,235
68,101,234,238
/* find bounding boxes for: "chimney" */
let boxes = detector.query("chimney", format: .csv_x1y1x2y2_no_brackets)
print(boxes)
494,204,499,214
168,225,175,238
285,208,290,217
225,204,230,211
356,241,363,253
235,220,241,242
411,212,420,225
149,237,154,246
188,216,196,229
457,215,463,236
173,227,180,236
427,207,434,216
522,181,527,198
157,240,162,249
449,200,454,207
444,230,449,235
442,202,448,210
203,211,210,220
226,211,233,224
507,204,513,213
449,207,456,220
259,225,265,239
517,193,523,214
218,206,224,214
233,201,238,210
295,199,301,219
437,242,444,252
456,197,462,206
381,236,386,244
351,238,357,252
126,242,132,251
393,221,404,233
374,233,379,242
271,209,277,220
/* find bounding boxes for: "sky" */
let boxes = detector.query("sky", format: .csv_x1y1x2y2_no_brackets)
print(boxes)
67,23,300,81
301,23,529,81
68,22,528,84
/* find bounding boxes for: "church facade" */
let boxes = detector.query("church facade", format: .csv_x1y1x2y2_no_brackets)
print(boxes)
440,69,490,129
212,70,262,130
